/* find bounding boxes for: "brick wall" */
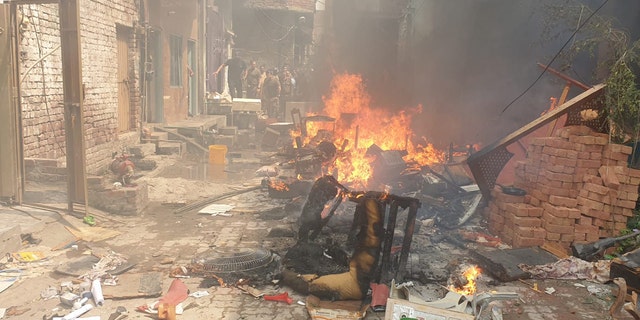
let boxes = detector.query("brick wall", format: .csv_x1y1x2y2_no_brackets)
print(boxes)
486,125,640,249
18,1,140,174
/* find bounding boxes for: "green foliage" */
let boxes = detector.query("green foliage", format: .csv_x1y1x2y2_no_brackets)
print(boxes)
605,58,640,143
542,0,640,143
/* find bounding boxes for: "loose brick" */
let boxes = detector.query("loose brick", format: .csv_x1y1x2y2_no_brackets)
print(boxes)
513,234,545,248
577,159,602,168
577,197,605,211
583,175,603,185
505,203,530,217
542,211,574,226
604,143,633,155
513,216,542,228
546,232,561,241
549,195,578,208
543,221,574,234
583,182,610,195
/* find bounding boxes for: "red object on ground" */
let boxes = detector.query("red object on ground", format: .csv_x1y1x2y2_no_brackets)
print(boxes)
263,292,293,304
159,279,190,306
370,283,389,309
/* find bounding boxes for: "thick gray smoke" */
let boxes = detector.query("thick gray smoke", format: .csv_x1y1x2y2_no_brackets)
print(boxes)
319,0,640,149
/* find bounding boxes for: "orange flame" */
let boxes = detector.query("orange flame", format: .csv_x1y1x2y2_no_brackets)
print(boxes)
269,179,290,191
449,265,481,295
313,73,444,187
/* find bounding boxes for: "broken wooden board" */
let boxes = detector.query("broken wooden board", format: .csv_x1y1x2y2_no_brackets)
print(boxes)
102,272,163,299
306,295,369,320
54,255,135,277
610,247,640,293
470,246,558,282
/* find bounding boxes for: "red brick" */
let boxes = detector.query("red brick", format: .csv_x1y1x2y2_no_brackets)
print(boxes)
577,216,593,225
565,150,579,159
573,233,587,242
574,223,598,234
583,182,610,195
577,197,604,211
586,191,604,202
590,152,602,160
514,226,534,238
577,159,602,168
629,168,640,178
613,214,628,223
604,143,633,155
619,184,639,193
505,203,530,217
586,232,600,242
618,199,637,209
513,216,542,227
542,211,574,226
577,151,590,159
560,233,575,242
542,170,574,182
583,175,603,185
546,232,561,241
494,192,526,203
581,209,611,221
528,206,543,217
599,166,621,189
549,195,578,208
513,234,545,248
603,150,631,161
543,221,574,234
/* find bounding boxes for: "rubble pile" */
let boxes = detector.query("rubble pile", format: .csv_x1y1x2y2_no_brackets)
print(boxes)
487,125,640,249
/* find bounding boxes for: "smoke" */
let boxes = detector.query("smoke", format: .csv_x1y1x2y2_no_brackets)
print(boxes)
316,0,640,149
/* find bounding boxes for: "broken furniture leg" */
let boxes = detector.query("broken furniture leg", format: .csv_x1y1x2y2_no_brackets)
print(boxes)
625,291,640,320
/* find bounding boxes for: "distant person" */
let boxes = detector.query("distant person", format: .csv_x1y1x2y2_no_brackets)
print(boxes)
261,69,281,119
257,65,267,97
213,55,246,99
245,60,262,99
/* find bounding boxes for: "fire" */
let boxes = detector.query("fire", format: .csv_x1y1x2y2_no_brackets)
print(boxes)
268,179,290,191
310,73,444,187
449,265,481,295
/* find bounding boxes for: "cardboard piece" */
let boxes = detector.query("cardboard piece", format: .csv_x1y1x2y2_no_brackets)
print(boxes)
306,295,368,320
384,297,474,320
102,272,163,299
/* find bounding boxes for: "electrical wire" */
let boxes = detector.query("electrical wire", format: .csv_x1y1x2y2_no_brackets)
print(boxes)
500,0,610,114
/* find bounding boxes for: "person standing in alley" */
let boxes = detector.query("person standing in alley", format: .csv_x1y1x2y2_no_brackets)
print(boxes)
213,55,246,99
245,60,262,99
261,69,281,119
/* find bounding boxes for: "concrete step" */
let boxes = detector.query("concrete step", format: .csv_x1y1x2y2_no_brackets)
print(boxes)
157,141,185,155
149,131,169,142
129,143,157,158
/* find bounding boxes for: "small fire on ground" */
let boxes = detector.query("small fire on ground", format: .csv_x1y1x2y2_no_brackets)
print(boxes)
449,265,481,295
296,73,445,188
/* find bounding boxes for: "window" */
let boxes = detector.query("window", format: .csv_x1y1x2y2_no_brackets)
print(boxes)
170,35,183,87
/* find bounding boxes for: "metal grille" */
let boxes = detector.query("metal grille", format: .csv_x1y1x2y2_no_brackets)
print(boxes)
565,90,608,133
193,247,275,273
468,146,514,199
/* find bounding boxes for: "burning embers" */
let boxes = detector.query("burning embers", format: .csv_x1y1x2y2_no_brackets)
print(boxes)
448,264,481,295
293,73,445,188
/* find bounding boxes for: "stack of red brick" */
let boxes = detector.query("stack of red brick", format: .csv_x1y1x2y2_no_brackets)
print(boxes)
486,125,640,249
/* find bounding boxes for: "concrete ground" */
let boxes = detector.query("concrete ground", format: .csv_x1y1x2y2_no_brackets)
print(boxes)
0,146,631,320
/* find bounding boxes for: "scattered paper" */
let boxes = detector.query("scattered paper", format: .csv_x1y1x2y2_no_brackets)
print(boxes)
12,251,45,262
189,291,210,298
544,287,556,294
198,204,234,216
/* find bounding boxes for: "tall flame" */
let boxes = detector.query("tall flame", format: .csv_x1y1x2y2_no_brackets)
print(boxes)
311,73,444,187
